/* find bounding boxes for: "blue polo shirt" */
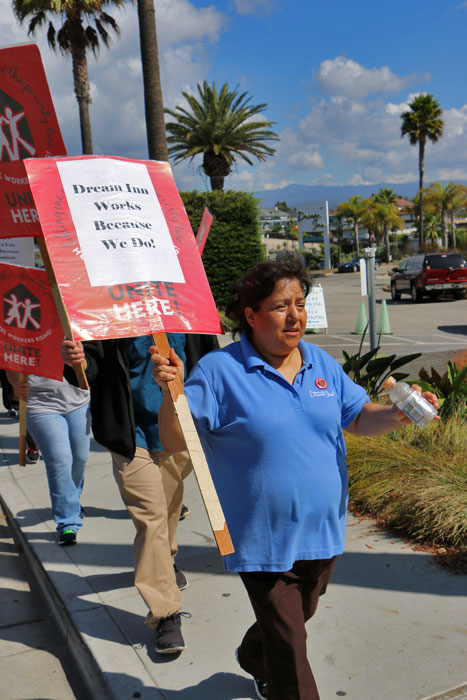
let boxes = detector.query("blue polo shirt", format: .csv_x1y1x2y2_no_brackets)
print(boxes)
185,333,369,572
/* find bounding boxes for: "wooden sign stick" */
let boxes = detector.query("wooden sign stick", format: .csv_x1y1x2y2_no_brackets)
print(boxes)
18,372,27,467
152,332,234,557
36,238,88,390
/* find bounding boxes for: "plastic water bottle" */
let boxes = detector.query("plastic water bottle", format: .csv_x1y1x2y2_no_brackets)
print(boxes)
382,376,437,428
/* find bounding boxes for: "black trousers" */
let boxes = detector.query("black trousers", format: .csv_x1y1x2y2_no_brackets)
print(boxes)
238,557,337,700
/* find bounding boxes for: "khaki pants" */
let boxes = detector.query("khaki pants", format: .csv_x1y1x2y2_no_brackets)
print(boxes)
111,446,192,627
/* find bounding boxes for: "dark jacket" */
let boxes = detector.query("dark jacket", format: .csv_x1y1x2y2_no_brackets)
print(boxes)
64,334,220,460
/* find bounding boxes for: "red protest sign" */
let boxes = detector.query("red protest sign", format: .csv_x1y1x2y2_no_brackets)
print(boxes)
0,43,66,239
196,207,213,255
24,155,223,340
0,263,64,380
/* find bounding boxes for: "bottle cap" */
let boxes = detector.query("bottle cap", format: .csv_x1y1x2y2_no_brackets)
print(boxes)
383,376,396,390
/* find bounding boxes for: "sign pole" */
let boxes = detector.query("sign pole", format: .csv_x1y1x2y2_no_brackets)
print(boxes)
36,238,88,390
152,332,234,557
18,373,27,467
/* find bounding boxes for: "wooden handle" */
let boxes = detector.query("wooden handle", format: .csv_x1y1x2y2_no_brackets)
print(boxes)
152,332,234,556
37,238,89,390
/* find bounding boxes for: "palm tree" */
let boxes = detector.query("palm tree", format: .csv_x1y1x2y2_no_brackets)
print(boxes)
446,183,467,248
400,94,444,246
136,0,167,161
373,188,397,205
13,0,124,154
165,81,279,191
423,213,441,244
336,195,368,257
423,182,467,249
362,200,403,263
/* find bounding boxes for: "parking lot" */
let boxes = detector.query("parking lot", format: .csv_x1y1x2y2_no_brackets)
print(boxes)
304,264,467,376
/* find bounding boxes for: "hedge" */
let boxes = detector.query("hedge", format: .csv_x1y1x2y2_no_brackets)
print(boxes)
180,190,265,308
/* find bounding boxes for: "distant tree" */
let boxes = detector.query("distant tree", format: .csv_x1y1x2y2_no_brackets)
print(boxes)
275,201,290,212
165,81,279,191
336,195,367,257
424,212,441,244
400,94,444,246
424,182,467,248
362,200,404,262
13,0,124,155
373,188,397,205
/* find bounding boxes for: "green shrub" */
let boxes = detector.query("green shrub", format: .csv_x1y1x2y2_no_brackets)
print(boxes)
180,190,265,308
345,416,467,549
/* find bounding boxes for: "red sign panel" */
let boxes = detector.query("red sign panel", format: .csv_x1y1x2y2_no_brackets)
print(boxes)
24,155,223,340
0,263,64,379
196,207,213,255
0,43,66,239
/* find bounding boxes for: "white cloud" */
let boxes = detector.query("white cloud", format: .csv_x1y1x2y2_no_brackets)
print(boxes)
233,0,277,16
314,57,429,99
0,0,227,159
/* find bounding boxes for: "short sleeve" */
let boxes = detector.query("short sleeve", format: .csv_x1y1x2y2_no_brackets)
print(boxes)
185,363,219,436
336,363,370,428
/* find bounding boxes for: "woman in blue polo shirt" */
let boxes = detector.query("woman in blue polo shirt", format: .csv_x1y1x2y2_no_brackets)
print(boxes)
150,257,438,700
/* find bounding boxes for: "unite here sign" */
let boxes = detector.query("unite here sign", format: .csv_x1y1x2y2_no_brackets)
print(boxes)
0,43,66,238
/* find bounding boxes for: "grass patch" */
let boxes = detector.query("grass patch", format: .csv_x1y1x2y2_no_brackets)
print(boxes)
345,414,467,558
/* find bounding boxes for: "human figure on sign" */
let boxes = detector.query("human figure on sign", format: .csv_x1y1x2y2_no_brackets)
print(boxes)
0,107,36,161
4,293,24,327
20,298,41,329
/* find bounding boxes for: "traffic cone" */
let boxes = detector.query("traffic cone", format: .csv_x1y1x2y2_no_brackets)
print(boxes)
351,300,368,334
377,299,392,335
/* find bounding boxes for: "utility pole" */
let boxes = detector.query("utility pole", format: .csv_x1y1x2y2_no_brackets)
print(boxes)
362,247,377,351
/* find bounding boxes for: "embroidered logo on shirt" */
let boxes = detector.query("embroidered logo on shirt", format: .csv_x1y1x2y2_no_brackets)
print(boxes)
309,390,335,398
315,378,327,389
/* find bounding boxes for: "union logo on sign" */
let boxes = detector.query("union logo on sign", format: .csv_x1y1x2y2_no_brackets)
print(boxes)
0,90,36,163
3,283,41,330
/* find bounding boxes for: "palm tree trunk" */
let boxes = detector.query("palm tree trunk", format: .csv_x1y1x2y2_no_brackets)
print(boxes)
354,222,359,257
384,226,390,263
451,211,457,249
210,175,224,191
418,139,425,247
137,0,169,162
71,47,93,154
441,206,448,248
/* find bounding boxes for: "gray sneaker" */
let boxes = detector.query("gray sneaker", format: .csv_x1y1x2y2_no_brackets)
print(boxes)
154,613,186,654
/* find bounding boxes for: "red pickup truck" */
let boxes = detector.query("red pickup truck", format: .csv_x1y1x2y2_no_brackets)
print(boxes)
390,252,467,302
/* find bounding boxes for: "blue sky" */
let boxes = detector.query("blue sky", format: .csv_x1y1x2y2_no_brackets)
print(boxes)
1,0,466,194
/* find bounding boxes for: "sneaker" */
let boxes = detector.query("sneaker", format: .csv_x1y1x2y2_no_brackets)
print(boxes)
26,448,40,464
59,528,77,546
235,647,267,699
154,613,186,654
7,407,18,419
174,564,188,590
179,504,190,521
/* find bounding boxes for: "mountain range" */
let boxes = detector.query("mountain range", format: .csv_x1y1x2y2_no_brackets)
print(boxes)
253,180,467,211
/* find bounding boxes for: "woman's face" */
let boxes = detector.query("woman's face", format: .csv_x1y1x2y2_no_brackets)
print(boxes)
244,278,307,359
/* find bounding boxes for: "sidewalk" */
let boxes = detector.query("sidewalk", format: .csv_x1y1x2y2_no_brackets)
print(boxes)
0,410,466,700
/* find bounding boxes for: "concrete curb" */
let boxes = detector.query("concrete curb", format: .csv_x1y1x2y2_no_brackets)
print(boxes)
0,463,165,700
421,685,467,700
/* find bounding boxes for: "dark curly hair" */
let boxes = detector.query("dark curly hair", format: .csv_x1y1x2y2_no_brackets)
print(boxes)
225,256,312,339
